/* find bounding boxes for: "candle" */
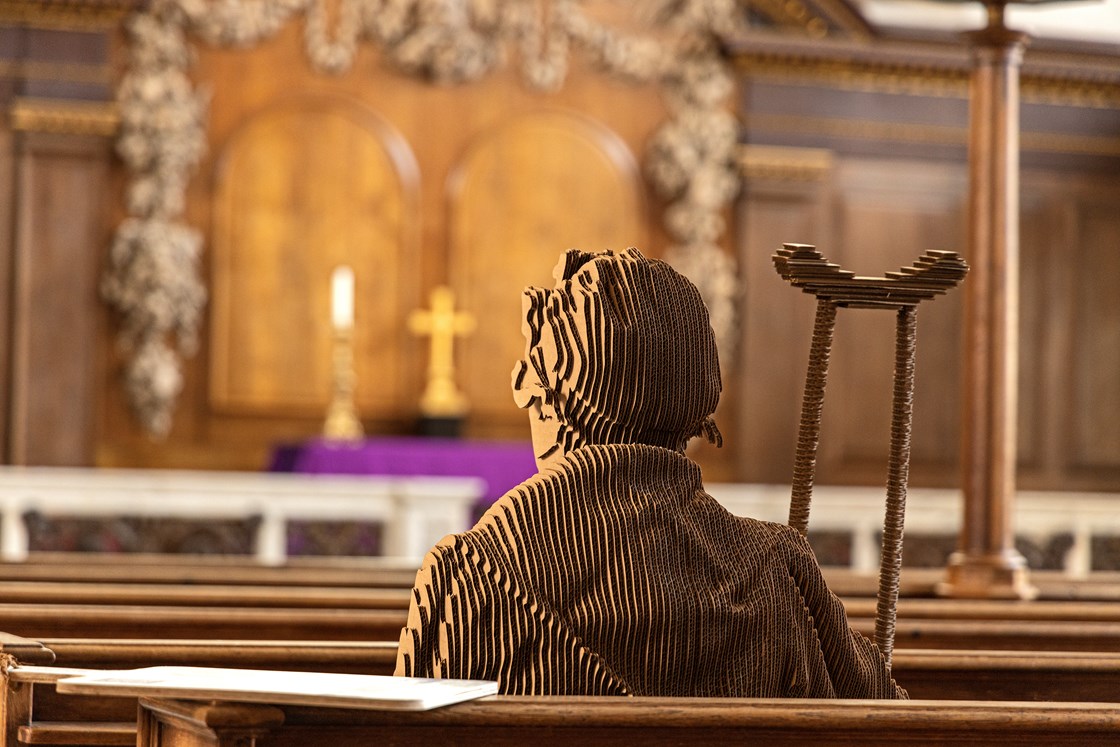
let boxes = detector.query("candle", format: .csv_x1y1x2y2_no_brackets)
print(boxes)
331,265,354,330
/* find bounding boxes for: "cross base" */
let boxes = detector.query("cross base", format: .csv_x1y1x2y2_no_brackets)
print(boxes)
417,415,465,439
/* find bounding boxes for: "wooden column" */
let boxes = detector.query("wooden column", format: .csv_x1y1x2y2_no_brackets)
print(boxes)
940,1,1035,600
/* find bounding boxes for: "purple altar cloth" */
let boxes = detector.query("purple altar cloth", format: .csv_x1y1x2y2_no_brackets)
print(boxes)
269,437,539,506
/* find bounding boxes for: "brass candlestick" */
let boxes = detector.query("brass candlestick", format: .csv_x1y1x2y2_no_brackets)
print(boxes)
323,326,363,441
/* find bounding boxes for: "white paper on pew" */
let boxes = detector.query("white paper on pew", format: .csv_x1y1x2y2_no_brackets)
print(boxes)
56,666,497,711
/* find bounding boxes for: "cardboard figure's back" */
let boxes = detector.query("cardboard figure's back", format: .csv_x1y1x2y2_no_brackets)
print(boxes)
396,248,904,699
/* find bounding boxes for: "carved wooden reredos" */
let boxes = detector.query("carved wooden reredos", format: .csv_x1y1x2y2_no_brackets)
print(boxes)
106,0,755,437
90,0,1120,501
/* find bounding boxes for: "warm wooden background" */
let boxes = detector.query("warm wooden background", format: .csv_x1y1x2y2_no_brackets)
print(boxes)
95,21,667,470
3,10,1120,496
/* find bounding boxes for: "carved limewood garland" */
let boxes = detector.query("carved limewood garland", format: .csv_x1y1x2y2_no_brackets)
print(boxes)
106,0,748,435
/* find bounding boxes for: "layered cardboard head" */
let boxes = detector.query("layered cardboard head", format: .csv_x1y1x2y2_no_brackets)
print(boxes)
512,247,722,465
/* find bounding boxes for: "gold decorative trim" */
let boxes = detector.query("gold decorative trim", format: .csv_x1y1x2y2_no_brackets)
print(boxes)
0,60,113,85
1022,75,1120,110
746,113,1120,158
0,0,136,30
738,51,971,100
10,97,119,136
736,144,833,182
736,50,1120,110
749,0,831,39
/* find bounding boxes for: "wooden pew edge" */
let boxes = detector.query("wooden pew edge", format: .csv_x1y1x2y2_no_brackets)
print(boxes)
144,693,1120,731
16,721,135,746
7,666,99,684
892,647,1120,671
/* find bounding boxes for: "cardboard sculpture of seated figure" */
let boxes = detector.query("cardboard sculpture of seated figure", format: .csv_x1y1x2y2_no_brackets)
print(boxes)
396,247,905,698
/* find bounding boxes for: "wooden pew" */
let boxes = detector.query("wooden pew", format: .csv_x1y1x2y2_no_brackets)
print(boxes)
9,638,1120,745
9,554,1120,599
20,644,1120,706
825,566,1120,602
15,579,1120,627
3,637,400,744
7,553,1120,601
849,616,1120,652
31,638,398,675
13,632,1120,699
0,604,406,641
0,554,419,589
10,663,1120,743
10,599,1120,651
844,596,1120,622
10,555,1120,655
4,634,1120,703
0,581,410,610
893,649,1120,701
4,666,135,746
131,695,1120,746
7,583,1120,653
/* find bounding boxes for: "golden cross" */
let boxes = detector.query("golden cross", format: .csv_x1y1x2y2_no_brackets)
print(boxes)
408,285,476,417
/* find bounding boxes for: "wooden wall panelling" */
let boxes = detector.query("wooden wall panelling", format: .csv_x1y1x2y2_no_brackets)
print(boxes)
448,110,647,440
1014,177,1071,488
818,157,967,487
1065,182,1120,484
8,131,109,466
208,95,419,418
732,145,833,484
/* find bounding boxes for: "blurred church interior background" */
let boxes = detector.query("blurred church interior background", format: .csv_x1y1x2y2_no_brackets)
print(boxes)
1,0,1119,574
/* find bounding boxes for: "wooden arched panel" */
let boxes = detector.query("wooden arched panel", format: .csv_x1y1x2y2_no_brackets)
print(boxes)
449,110,647,431
209,96,419,416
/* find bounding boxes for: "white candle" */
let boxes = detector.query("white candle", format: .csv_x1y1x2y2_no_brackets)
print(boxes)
331,265,354,330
